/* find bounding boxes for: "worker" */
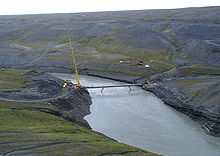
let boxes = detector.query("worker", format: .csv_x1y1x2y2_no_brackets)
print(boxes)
62,83,67,88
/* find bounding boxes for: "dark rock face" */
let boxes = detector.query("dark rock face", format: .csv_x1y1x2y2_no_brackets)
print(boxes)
143,81,220,137
179,39,220,67
0,71,93,128
0,72,62,100
112,24,175,51
0,51,40,67
172,24,220,43
26,23,113,41
50,88,92,121
29,74,93,127
31,73,92,127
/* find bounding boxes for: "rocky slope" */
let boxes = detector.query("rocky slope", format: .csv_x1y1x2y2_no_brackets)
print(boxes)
0,69,157,155
143,67,220,136
0,7,220,71
0,6,220,137
0,70,92,127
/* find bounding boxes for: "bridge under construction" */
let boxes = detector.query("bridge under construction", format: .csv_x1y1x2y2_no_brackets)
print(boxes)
64,35,143,91
84,83,142,92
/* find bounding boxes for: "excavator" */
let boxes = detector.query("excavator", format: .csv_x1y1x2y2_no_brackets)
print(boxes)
62,35,82,89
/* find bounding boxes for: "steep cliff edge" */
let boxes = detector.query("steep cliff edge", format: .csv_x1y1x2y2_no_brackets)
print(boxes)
143,67,220,136
0,70,93,127
0,69,157,155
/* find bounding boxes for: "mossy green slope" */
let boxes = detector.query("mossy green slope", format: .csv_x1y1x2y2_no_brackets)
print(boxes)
0,102,158,155
180,65,220,75
0,68,31,89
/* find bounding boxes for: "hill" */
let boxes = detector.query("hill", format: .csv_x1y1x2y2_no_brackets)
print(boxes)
0,6,220,137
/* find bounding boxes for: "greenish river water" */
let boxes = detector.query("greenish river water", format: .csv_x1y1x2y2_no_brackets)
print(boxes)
52,73,220,156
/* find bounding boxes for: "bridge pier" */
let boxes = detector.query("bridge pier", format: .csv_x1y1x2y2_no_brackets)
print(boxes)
101,87,105,92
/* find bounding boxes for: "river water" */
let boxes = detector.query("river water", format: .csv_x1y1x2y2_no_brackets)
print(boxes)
52,73,220,156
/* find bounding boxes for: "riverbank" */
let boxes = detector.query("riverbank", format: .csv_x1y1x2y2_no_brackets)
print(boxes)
80,74,220,156
0,68,158,155
2,65,219,138
76,67,220,137
0,7,220,154
0,6,219,138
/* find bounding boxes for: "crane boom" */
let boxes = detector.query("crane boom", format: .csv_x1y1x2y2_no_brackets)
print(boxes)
67,35,82,87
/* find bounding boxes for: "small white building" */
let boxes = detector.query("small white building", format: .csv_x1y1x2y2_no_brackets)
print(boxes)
145,64,150,68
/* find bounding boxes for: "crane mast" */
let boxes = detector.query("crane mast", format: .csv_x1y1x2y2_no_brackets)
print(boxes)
67,35,82,87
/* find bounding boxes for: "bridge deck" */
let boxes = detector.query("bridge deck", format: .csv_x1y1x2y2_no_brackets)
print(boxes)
84,84,142,89
84,84,142,92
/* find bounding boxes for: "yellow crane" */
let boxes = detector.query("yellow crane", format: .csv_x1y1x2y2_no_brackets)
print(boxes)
66,35,82,88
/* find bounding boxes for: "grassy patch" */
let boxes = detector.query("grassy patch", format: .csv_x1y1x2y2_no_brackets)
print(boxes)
0,102,158,155
111,25,125,33
89,37,144,57
89,37,174,58
106,69,147,77
0,68,31,89
191,64,220,70
53,35,175,77
176,78,216,86
44,55,72,60
44,55,95,62
181,65,220,75
76,55,96,61
89,37,175,72
10,41,46,52
58,36,89,46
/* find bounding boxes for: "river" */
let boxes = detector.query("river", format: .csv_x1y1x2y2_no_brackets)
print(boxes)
51,73,220,156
